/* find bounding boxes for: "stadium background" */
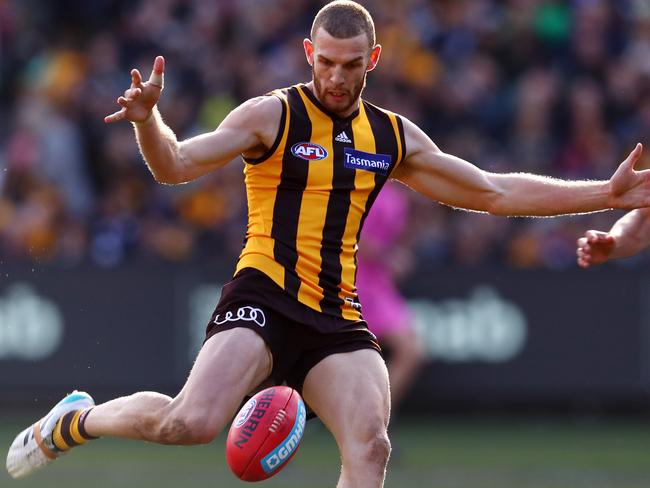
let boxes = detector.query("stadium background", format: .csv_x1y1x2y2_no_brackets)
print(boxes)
2,1,650,487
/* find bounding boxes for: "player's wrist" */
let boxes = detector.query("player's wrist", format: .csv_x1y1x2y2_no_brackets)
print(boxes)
604,181,621,210
133,109,155,127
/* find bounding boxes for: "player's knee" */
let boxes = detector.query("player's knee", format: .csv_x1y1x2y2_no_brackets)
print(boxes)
155,408,221,445
366,430,391,469
342,423,391,471
350,430,391,472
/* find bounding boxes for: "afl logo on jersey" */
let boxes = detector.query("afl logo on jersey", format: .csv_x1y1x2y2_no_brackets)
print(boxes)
291,142,328,161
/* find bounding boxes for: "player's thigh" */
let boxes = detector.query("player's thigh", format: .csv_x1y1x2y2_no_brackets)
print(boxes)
172,327,272,426
302,349,390,448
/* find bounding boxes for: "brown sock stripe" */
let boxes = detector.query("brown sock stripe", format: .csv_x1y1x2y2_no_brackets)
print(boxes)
78,408,99,440
59,411,82,449
69,410,86,445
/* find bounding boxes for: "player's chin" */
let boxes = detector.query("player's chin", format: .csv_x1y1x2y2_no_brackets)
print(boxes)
325,93,350,107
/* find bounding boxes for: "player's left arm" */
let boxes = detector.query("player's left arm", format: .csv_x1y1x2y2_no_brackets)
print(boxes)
391,116,650,216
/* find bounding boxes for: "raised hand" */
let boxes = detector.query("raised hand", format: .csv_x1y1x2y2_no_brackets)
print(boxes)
105,56,165,124
576,230,616,268
608,143,650,209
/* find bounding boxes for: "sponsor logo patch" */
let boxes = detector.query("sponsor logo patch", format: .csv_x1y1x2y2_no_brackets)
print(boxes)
291,142,328,161
234,399,257,428
213,306,266,327
335,131,352,143
344,297,362,310
343,148,391,175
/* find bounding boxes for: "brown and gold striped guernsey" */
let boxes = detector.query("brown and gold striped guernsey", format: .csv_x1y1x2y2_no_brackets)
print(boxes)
236,84,406,321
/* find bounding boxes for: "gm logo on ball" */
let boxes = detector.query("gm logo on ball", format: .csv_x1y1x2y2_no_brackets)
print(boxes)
291,142,328,161
261,400,307,473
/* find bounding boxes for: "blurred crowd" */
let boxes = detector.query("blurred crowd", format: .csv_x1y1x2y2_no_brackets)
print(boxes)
2,0,650,270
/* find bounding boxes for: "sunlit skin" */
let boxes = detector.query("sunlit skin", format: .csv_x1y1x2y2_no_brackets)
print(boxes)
304,27,381,118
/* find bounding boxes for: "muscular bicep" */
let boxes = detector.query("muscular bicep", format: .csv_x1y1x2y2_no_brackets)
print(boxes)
392,118,498,212
174,96,282,183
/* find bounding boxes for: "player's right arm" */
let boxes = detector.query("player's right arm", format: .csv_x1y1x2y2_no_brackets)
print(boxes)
104,56,281,184
576,208,650,267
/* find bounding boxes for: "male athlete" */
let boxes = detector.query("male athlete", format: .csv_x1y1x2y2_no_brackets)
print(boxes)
7,2,650,487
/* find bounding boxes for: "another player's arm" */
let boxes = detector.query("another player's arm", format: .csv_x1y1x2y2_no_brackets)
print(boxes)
576,208,650,267
131,97,280,184
392,117,649,216
599,208,650,257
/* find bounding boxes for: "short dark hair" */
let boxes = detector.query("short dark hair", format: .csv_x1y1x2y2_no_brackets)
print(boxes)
311,1,376,50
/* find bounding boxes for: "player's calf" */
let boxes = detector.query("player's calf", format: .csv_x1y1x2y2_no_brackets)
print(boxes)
149,404,225,445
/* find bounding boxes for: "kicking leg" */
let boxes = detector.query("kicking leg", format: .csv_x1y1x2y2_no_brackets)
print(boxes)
302,349,391,488
83,327,271,444
6,327,271,478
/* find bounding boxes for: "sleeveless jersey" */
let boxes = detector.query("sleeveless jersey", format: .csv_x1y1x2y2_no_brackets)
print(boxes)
235,84,406,321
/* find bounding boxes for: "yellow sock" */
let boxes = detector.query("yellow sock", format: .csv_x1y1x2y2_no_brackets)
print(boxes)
52,408,97,451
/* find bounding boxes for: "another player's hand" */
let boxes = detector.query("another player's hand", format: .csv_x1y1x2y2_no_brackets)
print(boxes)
576,230,616,268
608,143,650,209
104,56,165,124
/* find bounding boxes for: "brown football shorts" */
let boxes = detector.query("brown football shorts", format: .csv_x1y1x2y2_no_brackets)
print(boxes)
204,268,382,393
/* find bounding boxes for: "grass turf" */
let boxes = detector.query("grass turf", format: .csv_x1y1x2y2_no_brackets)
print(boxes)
1,414,649,488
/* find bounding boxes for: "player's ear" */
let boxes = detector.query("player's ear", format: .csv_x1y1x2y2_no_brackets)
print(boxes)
366,44,381,72
303,38,314,66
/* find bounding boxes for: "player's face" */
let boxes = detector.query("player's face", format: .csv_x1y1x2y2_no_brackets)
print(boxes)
305,28,380,117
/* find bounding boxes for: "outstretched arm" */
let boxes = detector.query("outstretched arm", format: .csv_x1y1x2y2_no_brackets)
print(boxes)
576,208,650,267
105,56,282,184
392,117,649,216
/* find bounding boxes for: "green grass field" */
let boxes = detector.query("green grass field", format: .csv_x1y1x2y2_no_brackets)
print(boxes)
1,414,649,488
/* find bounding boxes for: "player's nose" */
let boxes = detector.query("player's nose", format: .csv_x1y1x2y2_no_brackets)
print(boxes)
329,65,344,84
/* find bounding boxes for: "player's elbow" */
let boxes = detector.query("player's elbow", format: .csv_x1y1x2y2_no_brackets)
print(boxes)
148,160,191,185
146,149,192,185
473,189,507,216
477,175,514,216
485,198,508,216
151,169,185,185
